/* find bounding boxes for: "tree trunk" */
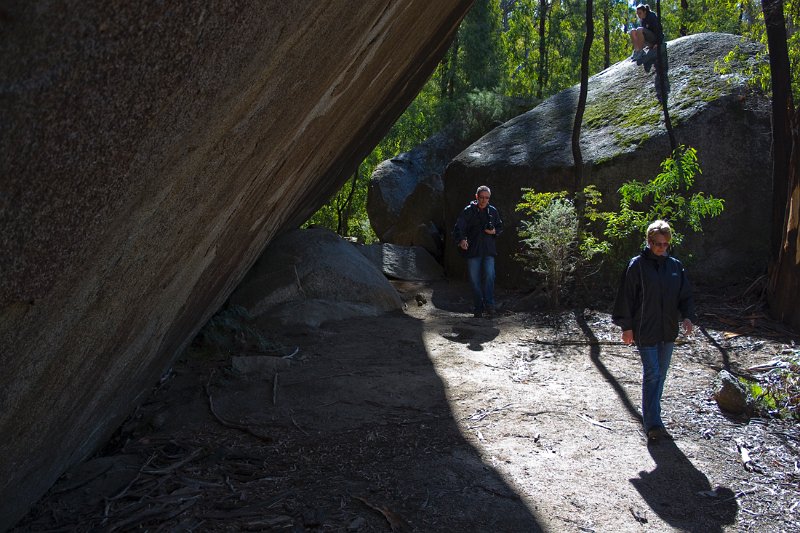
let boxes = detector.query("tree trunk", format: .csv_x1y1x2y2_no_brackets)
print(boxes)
763,0,799,329
761,0,794,258
536,0,548,99
680,0,689,36
603,1,610,69
335,171,359,236
768,105,800,330
655,0,676,150
572,0,593,191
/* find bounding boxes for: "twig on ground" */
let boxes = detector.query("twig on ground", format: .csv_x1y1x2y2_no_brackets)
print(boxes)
141,448,204,475
282,346,300,359
578,413,614,431
272,373,278,406
463,403,515,422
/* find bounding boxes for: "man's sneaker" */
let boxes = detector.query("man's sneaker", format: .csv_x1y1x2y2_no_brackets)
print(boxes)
630,50,644,61
473,309,483,318
485,306,496,318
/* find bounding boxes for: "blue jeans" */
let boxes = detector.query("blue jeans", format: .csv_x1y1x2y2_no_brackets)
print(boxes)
467,255,495,312
638,342,674,432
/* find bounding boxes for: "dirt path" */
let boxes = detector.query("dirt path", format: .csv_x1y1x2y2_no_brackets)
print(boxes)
15,280,799,532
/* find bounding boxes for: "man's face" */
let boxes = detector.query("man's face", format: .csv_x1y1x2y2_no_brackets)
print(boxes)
648,234,670,256
476,191,490,209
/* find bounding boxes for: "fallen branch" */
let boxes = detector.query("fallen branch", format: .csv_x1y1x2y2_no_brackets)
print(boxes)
353,495,412,533
205,372,272,443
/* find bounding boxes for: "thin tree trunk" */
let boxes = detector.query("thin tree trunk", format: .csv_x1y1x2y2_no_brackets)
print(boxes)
603,1,610,69
336,171,359,236
572,0,593,191
762,0,794,258
655,0,676,150
680,0,689,36
536,0,548,99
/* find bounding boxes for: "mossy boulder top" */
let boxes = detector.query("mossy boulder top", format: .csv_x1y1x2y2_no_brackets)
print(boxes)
444,32,771,287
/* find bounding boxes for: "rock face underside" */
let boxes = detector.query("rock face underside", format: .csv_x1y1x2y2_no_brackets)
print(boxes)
444,33,772,287
0,1,471,527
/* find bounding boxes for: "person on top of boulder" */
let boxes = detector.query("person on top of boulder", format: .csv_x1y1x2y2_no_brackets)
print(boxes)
629,3,663,63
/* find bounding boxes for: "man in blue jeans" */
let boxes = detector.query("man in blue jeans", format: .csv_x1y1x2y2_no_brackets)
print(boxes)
453,185,503,318
613,220,695,442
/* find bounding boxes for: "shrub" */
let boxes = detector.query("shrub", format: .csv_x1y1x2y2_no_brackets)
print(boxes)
516,186,609,308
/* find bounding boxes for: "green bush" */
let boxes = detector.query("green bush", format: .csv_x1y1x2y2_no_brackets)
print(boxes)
740,352,800,420
515,185,609,308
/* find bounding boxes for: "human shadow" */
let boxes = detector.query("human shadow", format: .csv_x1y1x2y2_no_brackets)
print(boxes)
574,309,641,423
574,310,738,531
630,439,738,531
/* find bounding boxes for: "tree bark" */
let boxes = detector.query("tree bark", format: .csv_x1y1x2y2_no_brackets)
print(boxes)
761,0,794,258
768,106,800,330
603,1,610,69
680,0,689,36
536,0,548,99
763,0,799,330
655,0,676,150
572,0,593,191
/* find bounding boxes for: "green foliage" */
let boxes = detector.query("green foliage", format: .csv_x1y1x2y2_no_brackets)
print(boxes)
740,351,800,420
307,0,788,245
461,0,506,90
603,146,724,247
712,0,800,103
515,185,610,307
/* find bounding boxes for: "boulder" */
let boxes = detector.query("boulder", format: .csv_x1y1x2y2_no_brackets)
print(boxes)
712,370,753,416
359,243,445,281
443,33,772,287
229,228,403,327
0,1,472,527
367,129,461,256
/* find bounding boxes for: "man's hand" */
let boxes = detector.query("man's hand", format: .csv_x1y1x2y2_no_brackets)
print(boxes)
682,319,693,336
459,239,469,251
621,330,634,345
483,228,496,235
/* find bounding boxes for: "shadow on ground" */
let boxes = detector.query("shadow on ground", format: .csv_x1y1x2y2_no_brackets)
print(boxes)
575,310,738,531
14,306,542,531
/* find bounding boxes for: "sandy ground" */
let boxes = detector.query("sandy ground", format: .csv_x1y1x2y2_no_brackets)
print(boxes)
14,280,800,532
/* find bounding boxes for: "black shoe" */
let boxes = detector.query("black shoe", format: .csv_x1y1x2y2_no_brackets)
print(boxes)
473,310,483,318
485,306,495,318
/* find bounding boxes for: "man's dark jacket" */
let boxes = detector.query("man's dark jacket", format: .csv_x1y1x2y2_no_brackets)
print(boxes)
453,201,503,258
612,248,696,345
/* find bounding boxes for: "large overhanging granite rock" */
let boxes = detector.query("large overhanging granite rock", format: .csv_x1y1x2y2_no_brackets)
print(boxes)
443,33,772,287
0,1,472,527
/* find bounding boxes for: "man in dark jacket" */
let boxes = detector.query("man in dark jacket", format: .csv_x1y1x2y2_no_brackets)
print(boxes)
453,185,503,318
613,220,695,442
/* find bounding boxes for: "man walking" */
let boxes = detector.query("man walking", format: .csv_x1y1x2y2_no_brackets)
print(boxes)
453,185,503,318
